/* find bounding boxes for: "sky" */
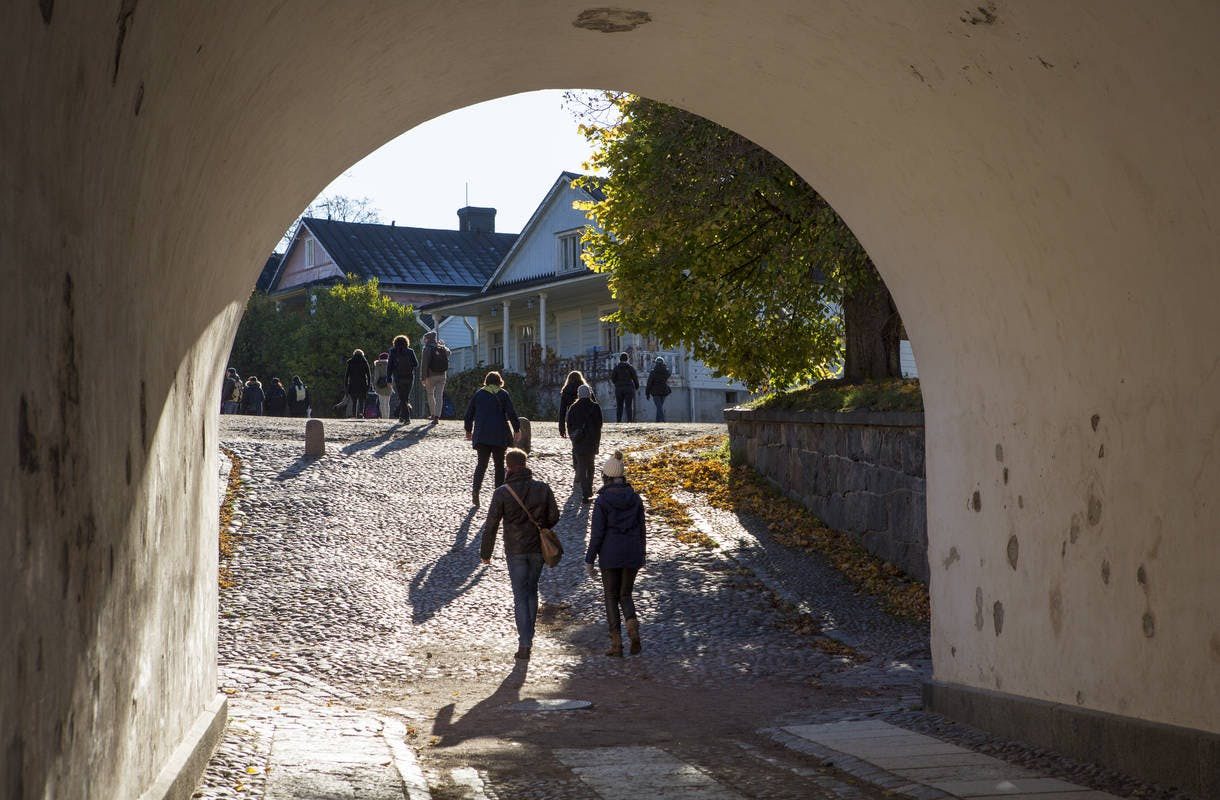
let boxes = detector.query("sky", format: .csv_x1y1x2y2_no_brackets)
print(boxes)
312,90,600,235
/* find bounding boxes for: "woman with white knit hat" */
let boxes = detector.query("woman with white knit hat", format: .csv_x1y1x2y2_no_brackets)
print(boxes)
584,450,647,656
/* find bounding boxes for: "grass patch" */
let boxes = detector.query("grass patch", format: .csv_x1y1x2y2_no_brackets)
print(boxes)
218,447,244,589
627,435,929,623
748,378,923,414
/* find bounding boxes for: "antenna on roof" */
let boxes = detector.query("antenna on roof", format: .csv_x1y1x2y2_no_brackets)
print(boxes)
465,182,469,206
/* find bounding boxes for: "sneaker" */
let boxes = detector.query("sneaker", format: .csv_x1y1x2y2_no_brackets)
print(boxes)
514,646,531,661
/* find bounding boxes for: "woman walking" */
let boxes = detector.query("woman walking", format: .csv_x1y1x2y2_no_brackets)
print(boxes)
645,357,672,422
287,375,310,417
557,370,589,440
464,371,521,507
565,384,603,502
387,335,418,423
584,451,647,657
240,376,265,415
344,349,371,418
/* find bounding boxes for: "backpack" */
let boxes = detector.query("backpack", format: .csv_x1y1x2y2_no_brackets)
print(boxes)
428,346,449,373
293,385,306,403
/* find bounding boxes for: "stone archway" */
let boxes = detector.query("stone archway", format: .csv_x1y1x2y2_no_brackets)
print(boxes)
2,2,1217,797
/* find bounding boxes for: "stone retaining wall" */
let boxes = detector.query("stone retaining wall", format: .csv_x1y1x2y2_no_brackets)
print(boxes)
725,408,928,581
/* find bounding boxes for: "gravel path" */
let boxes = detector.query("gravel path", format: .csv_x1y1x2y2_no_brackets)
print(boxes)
193,416,1193,799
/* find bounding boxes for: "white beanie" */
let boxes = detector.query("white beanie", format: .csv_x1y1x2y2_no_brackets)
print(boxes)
601,450,625,478
577,384,591,399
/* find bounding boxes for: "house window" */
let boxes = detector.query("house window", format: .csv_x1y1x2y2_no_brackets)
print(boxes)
557,231,584,272
725,391,739,405
305,238,316,267
489,331,503,365
518,324,536,368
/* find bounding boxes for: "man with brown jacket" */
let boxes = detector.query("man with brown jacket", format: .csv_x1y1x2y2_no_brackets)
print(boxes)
479,448,560,660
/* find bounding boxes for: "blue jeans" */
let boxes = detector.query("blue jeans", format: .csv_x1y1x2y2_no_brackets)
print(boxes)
652,395,666,422
506,552,544,648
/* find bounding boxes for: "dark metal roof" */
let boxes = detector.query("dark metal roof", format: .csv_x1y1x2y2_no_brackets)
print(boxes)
301,217,517,289
255,253,283,293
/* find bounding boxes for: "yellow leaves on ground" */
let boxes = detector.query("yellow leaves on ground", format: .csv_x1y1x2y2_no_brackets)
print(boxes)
628,435,930,623
218,446,244,590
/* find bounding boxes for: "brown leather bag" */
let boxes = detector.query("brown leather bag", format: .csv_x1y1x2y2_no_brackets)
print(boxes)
502,484,563,568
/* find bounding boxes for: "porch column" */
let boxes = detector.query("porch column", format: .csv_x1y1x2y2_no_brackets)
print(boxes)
502,300,511,371
538,293,547,357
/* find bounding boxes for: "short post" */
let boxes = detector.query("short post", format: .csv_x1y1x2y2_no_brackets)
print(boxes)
516,418,532,453
305,419,326,457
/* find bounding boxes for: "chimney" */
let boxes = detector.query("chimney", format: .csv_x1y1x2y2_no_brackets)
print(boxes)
457,206,496,233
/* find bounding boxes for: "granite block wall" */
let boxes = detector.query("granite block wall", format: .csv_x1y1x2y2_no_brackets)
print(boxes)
725,409,927,580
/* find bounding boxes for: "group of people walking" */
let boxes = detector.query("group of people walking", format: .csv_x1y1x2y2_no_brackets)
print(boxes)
464,366,648,660
221,369,311,417
343,331,452,422
478,444,646,661
609,353,673,423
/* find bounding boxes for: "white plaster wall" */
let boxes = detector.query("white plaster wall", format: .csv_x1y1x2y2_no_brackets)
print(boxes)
494,183,592,285
3,2,1219,795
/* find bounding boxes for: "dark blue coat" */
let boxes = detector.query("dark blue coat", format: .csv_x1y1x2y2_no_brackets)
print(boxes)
464,386,520,448
585,481,646,569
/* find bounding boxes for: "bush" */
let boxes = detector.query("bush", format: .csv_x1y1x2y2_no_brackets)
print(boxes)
446,367,549,421
228,275,424,415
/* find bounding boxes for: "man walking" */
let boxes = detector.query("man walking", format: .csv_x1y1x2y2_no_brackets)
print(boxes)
479,448,560,661
421,330,451,423
610,352,639,423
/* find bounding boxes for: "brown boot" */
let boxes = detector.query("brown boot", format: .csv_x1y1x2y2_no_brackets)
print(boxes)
626,618,642,655
606,631,623,658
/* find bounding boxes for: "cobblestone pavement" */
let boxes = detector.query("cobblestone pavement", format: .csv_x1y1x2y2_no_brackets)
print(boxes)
196,417,1190,800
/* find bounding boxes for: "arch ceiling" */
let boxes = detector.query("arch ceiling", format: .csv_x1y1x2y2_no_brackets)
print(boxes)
2,2,1217,796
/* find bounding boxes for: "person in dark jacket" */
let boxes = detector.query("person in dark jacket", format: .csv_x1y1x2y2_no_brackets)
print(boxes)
344,349,371,419
387,334,418,423
644,357,672,422
584,450,647,657
287,375,310,417
240,376,265,415
565,384,603,502
609,352,639,423
464,371,521,507
264,377,288,416
557,369,590,477
479,448,560,661
221,368,242,414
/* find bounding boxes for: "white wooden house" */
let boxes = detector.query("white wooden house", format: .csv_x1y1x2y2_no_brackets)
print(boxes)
421,173,752,421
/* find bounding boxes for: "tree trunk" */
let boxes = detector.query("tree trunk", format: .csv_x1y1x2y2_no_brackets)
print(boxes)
843,280,903,382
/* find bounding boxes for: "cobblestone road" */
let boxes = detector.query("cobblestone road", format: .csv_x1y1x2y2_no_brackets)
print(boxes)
197,417,1183,800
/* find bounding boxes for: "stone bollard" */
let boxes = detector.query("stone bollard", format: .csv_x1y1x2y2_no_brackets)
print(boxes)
516,418,532,453
305,418,326,457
